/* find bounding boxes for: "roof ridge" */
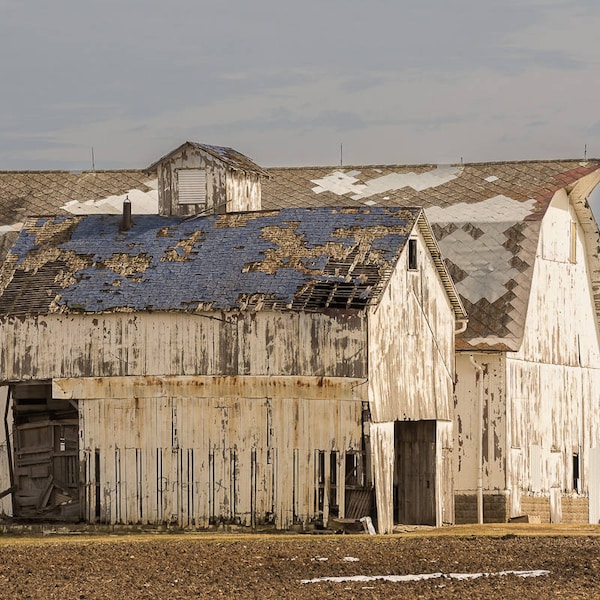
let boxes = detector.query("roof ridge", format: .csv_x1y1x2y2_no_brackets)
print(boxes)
265,158,600,170
0,169,150,175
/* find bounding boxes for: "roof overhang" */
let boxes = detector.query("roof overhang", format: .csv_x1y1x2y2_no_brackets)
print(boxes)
567,167,600,339
416,211,468,322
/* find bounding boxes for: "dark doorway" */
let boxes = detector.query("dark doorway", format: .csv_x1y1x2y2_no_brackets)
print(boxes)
10,382,80,521
394,420,436,525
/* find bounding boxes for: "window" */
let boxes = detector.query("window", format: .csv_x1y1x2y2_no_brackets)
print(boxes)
570,221,577,263
178,169,207,206
408,238,418,270
573,453,580,492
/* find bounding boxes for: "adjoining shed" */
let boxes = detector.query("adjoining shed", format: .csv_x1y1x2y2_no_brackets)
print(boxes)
0,206,465,532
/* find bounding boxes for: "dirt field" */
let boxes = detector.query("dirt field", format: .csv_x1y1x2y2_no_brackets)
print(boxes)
0,524,599,599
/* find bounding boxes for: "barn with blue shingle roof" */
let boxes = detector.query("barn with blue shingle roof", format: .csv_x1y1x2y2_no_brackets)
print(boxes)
0,205,465,533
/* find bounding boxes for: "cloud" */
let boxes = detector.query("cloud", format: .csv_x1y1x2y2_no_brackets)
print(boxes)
0,0,598,169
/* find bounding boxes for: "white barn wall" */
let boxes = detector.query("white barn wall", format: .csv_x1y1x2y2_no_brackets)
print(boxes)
62,376,364,528
507,189,600,511
368,225,456,423
0,311,368,526
454,353,506,494
0,311,367,382
368,225,458,529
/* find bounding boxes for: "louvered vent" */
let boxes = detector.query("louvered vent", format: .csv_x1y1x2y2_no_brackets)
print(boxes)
178,169,207,206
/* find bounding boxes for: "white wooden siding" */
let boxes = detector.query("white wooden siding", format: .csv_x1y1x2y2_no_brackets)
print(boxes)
455,188,600,522
368,226,456,423
67,376,363,528
454,353,506,493
508,190,600,497
0,311,367,382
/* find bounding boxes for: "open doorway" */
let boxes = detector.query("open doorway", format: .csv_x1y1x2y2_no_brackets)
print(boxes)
9,382,80,521
394,420,436,525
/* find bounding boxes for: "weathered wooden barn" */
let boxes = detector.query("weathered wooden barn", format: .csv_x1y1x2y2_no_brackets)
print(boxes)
0,204,465,532
263,159,600,524
2,142,600,527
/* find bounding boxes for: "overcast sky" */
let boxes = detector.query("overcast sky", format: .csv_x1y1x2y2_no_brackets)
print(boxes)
1,1,599,211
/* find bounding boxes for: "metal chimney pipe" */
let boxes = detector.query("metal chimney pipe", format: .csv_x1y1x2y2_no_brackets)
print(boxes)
121,196,133,231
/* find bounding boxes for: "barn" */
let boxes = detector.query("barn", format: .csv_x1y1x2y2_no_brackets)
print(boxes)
0,203,465,532
2,142,600,526
263,158,600,524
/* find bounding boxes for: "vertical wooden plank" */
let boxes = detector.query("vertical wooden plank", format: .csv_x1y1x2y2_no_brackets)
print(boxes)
589,448,600,524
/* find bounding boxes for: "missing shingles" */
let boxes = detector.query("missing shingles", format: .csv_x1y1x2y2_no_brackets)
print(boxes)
214,211,278,228
98,253,152,277
156,227,174,238
247,223,399,276
241,221,409,310
161,230,205,262
32,216,83,247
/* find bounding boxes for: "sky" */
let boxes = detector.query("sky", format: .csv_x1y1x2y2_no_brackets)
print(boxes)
1,1,600,214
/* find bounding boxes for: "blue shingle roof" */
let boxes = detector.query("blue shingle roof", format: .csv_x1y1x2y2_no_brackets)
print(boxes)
0,207,421,315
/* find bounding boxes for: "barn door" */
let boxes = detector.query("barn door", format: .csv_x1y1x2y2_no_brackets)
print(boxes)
395,420,436,525
10,383,80,521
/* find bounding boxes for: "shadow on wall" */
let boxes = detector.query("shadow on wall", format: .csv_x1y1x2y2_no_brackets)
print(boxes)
589,186,600,224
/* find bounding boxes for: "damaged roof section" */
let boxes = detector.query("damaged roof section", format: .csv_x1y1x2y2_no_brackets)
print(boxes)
0,207,425,316
264,160,600,350
0,170,158,266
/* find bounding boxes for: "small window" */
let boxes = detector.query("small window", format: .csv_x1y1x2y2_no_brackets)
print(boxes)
570,221,577,263
573,453,580,492
178,169,207,206
408,238,418,270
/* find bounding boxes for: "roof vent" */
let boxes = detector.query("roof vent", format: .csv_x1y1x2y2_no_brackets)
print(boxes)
120,196,133,231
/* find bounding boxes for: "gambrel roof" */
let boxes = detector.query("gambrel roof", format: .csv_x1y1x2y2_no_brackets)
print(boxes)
0,207,465,320
262,160,600,350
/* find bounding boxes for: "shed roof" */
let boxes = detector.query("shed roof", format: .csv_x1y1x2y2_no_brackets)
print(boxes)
0,207,464,318
262,159,600,350
147,142,269,176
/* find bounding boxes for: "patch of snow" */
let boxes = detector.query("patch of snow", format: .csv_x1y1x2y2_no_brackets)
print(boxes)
301,569,550,584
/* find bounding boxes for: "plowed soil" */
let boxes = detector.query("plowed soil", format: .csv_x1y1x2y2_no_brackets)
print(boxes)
0,525,599,599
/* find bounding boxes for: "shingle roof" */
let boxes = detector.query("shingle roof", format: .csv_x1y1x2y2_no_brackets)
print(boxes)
0,170,157,225
0,207,432,316
0,169,158,260
147,142,269,176
263,160,600,350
